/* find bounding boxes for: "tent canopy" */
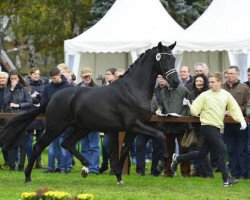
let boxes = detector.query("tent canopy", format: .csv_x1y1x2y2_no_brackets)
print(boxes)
65,0,184,54
177,0,250,52
64,0,184,83
175,0,250,82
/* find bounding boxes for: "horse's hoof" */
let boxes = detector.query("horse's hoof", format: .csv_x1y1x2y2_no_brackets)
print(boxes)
117,180,124,185
25,177,31,183
81,166,89,178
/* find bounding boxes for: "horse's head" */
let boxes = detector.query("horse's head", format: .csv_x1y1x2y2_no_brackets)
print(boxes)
155,42,179,88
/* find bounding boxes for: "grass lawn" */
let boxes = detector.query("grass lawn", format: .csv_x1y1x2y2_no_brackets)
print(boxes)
0,151,249,200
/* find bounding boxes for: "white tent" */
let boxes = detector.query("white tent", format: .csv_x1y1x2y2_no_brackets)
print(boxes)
176,0,250,81
64,0,184,83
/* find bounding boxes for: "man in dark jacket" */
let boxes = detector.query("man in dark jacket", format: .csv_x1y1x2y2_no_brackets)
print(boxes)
157,79,190,177
222,66,250,179
42,67,72,103
43,67,73,173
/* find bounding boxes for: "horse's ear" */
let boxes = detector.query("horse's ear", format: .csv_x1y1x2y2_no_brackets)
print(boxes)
168,42,176,50
158,42,163,51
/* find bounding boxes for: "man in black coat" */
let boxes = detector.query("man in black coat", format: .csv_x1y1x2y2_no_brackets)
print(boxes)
42,67,73,173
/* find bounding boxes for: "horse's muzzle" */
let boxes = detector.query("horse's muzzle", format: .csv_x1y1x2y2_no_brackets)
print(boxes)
172,80,179,88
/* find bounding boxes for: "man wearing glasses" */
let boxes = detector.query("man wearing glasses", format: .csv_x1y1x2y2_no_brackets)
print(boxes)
222,66,250,180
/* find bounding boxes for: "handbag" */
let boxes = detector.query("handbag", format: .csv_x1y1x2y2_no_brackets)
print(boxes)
181,128,198,148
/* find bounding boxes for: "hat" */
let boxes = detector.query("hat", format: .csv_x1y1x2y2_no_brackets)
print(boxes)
81,68,92,77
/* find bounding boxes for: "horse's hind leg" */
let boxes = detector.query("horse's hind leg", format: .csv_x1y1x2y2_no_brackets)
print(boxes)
25,126,66,183
116,132,136,185
61,127,90,178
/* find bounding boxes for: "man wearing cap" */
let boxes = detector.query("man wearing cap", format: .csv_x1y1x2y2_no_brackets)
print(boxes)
77,67,100,174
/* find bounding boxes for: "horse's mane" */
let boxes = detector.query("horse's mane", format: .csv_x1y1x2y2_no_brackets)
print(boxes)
123,46,158,77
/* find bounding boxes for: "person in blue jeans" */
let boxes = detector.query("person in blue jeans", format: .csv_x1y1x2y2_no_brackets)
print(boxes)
42,67,72,173
145,139,152,162
26,129,44,167
130,138,137,164
45,130,73,173
80,131,100,174
77,67,100,174
46,136,61,172
58,130,73,173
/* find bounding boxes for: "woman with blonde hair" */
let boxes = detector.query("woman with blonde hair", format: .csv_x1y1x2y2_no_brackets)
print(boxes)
57,63,75,84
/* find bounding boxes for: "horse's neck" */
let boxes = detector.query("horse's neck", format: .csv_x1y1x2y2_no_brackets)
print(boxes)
128,56,157,100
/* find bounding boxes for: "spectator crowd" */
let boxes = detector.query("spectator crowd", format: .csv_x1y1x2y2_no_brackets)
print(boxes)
0,62,250,187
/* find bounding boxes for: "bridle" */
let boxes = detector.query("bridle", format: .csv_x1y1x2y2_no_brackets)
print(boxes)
156,52,177,81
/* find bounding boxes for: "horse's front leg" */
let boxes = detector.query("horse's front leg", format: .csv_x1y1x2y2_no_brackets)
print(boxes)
115,132,136,185
131,120,168,174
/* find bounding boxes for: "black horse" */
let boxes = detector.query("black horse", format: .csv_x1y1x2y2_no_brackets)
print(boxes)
1,42,179,184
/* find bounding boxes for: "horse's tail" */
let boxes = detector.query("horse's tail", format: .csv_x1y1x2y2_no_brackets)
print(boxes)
1,102,47,150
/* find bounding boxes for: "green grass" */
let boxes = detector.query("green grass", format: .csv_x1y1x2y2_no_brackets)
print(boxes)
0,152,249,200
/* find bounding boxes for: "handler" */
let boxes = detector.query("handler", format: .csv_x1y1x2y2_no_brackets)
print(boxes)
171,72,247,187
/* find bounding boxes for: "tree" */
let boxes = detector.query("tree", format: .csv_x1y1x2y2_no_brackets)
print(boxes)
161,0,212,28
0,0,92,72
87,0,212,29
87,0,115,27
